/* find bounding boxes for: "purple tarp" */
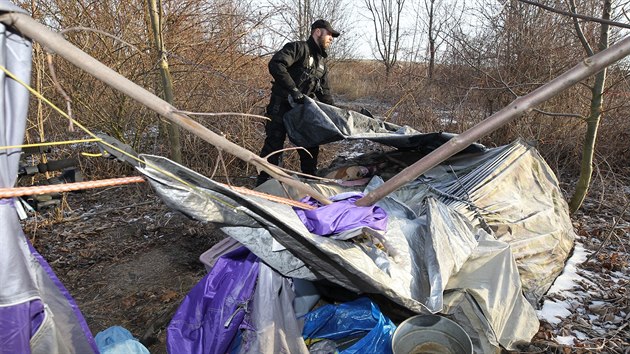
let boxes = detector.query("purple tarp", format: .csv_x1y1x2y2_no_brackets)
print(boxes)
166,247,259,354
293,192,388,236
0,299,43,354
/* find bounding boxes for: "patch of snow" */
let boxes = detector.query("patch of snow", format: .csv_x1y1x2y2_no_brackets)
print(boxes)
343,151,364,159
537,301,572,324
592,325,606,335
537,243,591,324
555,336,575,345
574,331,587,340
547,243,589,293
611,270,629,281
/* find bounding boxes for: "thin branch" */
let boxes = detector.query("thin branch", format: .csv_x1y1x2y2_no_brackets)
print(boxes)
46,53,74,131
260,147,335,182
210,148,221,180
532,109,585,119
275,165,330,181
262,146,312,161
567,0,594,56
59,26,141,53
517,0,630,30
218,149,232,186
173,109,270,121
501,71,585,119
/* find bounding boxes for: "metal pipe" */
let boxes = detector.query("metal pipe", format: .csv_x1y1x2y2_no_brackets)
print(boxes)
356,35,630,206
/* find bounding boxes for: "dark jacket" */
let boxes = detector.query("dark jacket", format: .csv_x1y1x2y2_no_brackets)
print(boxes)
268,37,334,105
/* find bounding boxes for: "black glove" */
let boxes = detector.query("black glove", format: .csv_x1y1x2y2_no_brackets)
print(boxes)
290,88,305,104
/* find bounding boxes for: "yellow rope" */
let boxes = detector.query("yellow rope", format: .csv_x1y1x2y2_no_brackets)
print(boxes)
0,138,101,150
80,152,103,157
0,64,240,211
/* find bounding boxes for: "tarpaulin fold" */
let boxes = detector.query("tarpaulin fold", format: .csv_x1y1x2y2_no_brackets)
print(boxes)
283,97,486,153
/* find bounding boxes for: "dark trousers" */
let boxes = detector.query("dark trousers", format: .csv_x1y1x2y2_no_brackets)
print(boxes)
257,96,319,185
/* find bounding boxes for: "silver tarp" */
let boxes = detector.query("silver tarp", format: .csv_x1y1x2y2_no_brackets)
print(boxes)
283,97,485,153
137,135,575,351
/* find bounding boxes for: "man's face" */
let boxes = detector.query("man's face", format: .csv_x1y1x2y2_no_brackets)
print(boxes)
315,29,334,50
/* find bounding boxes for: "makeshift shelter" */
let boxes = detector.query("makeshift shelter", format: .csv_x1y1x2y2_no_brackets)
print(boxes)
0,2,97,353
0,3,580,352
139,100,576,352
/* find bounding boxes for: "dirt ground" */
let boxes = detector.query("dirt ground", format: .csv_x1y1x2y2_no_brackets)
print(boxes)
21,177,629,353
23,183,223,354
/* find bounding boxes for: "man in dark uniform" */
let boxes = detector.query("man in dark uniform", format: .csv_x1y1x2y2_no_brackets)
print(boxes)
256,19,340,186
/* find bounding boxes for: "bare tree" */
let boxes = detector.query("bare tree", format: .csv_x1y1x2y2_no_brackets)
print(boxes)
15,0,275,177
265,0,357,59
568,0,612,212
417,0,463,79
147,0,181,163
364,0,406,77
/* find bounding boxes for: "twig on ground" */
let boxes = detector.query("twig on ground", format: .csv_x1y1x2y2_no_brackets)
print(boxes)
57,201,155,223
586,199,630,262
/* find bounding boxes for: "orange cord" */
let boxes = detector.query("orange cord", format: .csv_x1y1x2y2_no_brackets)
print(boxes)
0,176,146,198
1,176,316,210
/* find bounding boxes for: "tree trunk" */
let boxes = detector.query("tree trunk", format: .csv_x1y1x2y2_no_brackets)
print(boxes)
427,0,435,79
147,0,182,163
569,0,611,213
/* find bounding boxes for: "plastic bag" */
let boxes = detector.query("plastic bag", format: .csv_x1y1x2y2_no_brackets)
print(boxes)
302,297,396,354
95,326,149,354
236,263,309,354
293,192,388,236
167,246,259,354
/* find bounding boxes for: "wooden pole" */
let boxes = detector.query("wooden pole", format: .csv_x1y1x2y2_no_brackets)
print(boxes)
0,12,331,205
356,34,630,206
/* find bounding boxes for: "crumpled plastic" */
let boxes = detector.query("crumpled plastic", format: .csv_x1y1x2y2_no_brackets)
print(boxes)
293,192,388,236
302,297,396,354
95,326,149,354
166,247,259,354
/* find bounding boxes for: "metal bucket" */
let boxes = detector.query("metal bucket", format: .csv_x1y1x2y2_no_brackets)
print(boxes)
391,315,473,354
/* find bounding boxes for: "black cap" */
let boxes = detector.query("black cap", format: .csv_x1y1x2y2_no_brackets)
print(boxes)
311,19,340,37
